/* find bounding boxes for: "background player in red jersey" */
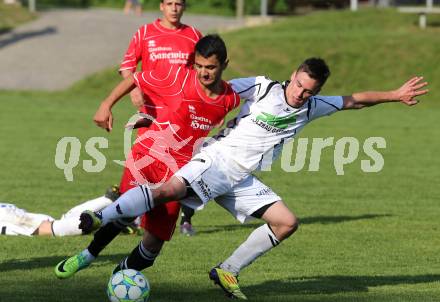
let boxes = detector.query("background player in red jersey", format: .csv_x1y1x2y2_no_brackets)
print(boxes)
120,0,202,109
120,0,202,237
55,34,240,279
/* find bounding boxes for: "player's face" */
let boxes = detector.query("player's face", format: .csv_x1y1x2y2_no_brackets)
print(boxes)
285,71,321,108
194,53,226,88
160,0,185,26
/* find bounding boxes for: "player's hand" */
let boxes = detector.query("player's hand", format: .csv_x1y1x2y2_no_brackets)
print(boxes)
94,102,113,132
395,76,429,106
130,87,145,109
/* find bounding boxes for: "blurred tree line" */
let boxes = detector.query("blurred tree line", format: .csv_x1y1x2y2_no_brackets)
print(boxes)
28,0,352,13
200,0,349,15
20,0,440,12
246,0,349,14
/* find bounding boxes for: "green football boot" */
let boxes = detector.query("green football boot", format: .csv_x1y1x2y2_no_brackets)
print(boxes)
209,266,248,300
54,253,91,279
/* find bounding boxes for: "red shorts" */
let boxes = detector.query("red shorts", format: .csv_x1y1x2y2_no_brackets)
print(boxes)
119,150,181,241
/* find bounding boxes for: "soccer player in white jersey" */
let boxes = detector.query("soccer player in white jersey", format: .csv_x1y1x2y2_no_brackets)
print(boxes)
0,186,129,236
77,58,429,299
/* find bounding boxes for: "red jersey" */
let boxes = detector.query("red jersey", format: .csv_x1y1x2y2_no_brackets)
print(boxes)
132,67,240,167
120,19,202,119
120,19,201,75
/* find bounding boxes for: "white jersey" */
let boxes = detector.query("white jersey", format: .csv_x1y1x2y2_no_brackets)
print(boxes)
201,76,343,179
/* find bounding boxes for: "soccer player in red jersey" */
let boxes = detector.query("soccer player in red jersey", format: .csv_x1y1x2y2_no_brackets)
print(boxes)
120,0,202,238
120,0,202,111
54,0,203,278
55,34,240,278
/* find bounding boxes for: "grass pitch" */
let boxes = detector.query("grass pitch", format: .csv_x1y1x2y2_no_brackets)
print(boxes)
0,9,439,302
0,2,35,33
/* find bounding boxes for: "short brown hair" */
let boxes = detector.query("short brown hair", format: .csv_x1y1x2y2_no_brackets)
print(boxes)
297,57,330,87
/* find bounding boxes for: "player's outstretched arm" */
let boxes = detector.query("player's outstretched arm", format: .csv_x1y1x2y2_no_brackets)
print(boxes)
94,76,136,132
342,76,429,110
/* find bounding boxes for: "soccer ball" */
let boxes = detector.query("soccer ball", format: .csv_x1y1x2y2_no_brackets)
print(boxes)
107,269,150,302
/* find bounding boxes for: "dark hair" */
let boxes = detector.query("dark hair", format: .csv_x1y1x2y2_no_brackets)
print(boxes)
297,58,330,87
195,34,227,65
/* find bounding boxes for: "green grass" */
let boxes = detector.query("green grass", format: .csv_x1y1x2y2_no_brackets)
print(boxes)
1,9,440,302
0,2,36,32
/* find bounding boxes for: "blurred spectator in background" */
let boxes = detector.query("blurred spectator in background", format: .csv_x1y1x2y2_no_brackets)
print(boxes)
124,0,142,16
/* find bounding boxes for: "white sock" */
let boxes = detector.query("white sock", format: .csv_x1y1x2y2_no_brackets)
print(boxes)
99,186,154,225
61,196,113,219
81,249,96,264
220,224,280,276
52,217,82,236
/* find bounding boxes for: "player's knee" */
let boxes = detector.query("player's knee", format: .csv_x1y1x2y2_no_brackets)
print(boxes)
154,185,177,202
154,186,168,201
154,180,186,203
278,215,299,239
287,215,299,235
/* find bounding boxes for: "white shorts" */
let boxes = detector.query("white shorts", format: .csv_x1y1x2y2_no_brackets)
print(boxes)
175,152,281,223
0,203,54,236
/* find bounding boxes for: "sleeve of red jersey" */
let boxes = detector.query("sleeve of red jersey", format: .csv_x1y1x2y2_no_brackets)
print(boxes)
226,84,242,112
119,26,146,73
194,27,203,40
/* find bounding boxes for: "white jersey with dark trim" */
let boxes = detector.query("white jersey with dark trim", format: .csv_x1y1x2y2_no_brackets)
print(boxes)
202,76,343,179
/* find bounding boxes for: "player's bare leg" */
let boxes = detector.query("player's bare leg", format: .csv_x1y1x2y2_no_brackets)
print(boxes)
33,220,53,235
210,201,299,300
261,201,299,240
